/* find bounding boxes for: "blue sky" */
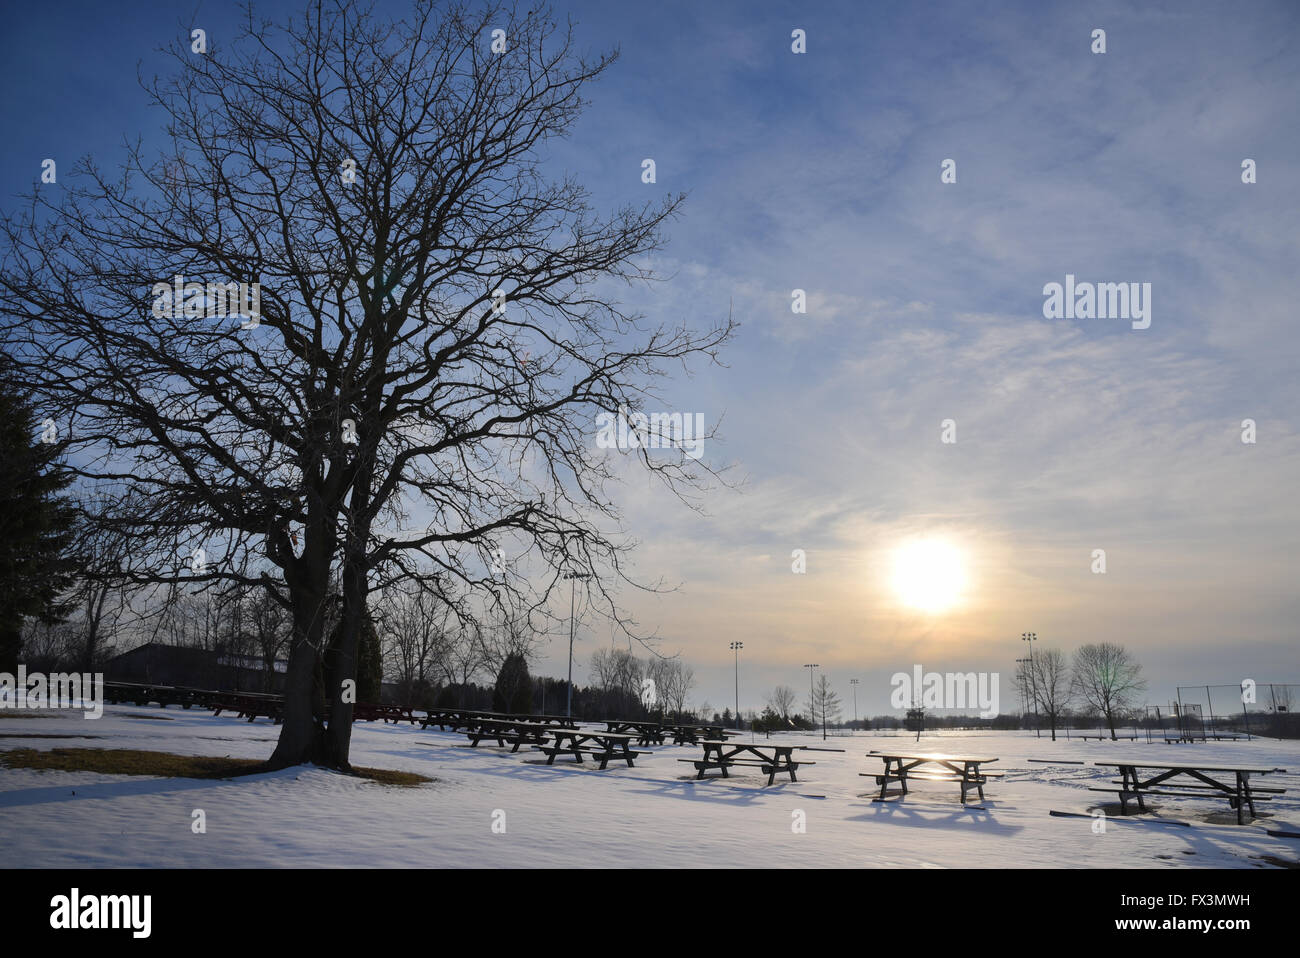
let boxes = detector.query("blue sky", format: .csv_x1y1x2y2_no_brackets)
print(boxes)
3,1,1298,716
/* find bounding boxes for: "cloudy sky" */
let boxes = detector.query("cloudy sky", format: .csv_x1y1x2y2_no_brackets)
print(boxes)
3,0,1297,716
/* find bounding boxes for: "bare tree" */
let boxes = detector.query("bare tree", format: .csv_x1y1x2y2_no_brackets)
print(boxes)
375,579,454,701
589,646,645,717
1012,657,1036,727
66,503,136,670
643,656,693,717
671,664,696,717
590,646,641,697
476,602,540,678
437,624,487,706
1028,648,1071,741
0,1,732,769
807,675,842,740
1070,643,1147,741
18,618,81,672
767,685,797,721
246,586,289,692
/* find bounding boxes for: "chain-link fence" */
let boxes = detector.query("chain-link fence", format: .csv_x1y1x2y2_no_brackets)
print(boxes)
1167,683,1299,739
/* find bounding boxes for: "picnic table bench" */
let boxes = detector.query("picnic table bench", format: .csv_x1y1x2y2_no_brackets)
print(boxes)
465,719,567,752
420,709,468,730
664,724,735,745
681,740,820,785
352,703,419,724
104,681,209,709
865,751,1002,805
605,720,669,745
535,729,646,769
210,693,284,724
1090,760,1286,824
421,708,577,731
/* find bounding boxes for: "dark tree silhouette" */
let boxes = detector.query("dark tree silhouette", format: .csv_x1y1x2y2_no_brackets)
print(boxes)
0,351,77,673
492,652,532,714
1071,643,1147,741
0,1,731,768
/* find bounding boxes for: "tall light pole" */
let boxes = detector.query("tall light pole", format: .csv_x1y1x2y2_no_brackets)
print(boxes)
563,571,591,720
804,663,819,727
850,678,859,731
1015,657,1031,715
730,642,743,729
1021,632,1039,738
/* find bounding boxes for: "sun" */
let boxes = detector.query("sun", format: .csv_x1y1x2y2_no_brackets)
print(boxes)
891,538,968,614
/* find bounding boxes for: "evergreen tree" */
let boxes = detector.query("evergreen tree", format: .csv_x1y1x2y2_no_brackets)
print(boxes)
493,653,533,714
0,352,77,673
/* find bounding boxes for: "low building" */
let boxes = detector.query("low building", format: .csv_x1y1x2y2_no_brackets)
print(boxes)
105,643,284,693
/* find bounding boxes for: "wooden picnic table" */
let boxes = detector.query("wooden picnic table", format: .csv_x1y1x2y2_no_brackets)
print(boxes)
104,681,213,710
1090,760,1286,824
662,724,736,745
464,718,571,752
421,708,576,731
210,692,284,724
535,729,645,769
352,702,419,725
605,720,669,745
865,751,1001,805
682,740,820,786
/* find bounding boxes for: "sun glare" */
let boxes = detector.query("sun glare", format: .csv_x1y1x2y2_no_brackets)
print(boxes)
891,539,968,614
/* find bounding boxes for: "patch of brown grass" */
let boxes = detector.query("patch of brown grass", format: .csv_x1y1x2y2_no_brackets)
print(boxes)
0,747,265,778
0,747,432,786
349,765,431,787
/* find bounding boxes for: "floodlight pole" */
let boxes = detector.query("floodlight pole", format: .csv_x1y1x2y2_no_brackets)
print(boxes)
1015,656,1032,732
730,642,743,730
804,663,819,728
1022,632,1039,737
563,572,591,720
850,678,859,731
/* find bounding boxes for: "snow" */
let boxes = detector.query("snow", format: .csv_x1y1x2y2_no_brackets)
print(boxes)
2,704,1297,868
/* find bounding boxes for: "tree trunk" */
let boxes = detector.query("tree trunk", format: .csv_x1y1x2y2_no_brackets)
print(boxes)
82,584,108,673
268,515,336,770
325,452,374,768
267,586,332,769
325,553,365,768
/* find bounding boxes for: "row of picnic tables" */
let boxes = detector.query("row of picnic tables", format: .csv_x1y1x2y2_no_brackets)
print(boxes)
858,751,1288,822
452,715,748,769
104,681,419,725
452,715,648,769
106,683,1290,823
441,718,1289,823
604,719,735,746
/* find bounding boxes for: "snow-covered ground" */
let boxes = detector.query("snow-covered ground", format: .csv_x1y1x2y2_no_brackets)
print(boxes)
2,704,1297,868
